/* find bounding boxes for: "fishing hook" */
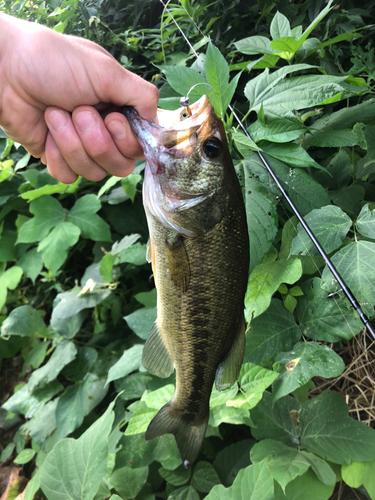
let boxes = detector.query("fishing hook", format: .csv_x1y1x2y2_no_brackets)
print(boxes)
159,0,375,340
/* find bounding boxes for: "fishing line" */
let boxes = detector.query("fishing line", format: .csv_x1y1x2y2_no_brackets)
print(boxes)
158,0,375,340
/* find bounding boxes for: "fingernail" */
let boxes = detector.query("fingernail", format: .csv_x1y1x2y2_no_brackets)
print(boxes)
75,111,97,132
48,110,67,132
107,120,126,140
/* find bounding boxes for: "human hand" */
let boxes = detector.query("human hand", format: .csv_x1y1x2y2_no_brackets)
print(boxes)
0,14,159,183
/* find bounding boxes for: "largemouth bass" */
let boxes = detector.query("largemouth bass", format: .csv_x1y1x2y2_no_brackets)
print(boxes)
123,95,249,466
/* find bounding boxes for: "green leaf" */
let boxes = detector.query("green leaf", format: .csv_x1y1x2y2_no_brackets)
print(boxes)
245,247,302,321
14,448,36,464
226,363,278,410
56,379,90,438
0,265,23,310
125,406,158,435
191,462,221,493
162,66,207,104
260,143,323,170
124,306,157,340
245,66,356,113
232,130,261,156
99,253,116,282
204,43,239,118
21,399,59,443
20,178,80,201
300,391,375,464
1,305,47,338
235,167,278,272
270,11,291,40
159,464,191,487
272,342,344,403
106,344,143,385
209,384,238,409
168,485,200,500
356,203,375,239
245,299,301,368
250,391,300,446
290,205,352,257
248,110,307,144
321,240,375,318
118,243,147,266
251,440,335,491
205,459,274,500
121,173,142,202
38,222,81,274
209,404,252,428
342,460,375,499
51,289,112,320
303,99,375,150
67,194,111,242
40,402,115,500
109,466,148,499
296,278,363,342
18,247,43,283
17,195,64,243
330,184,365,216
213,440,253,487
235,36,277,56
274,469,335,500
116,433,181,471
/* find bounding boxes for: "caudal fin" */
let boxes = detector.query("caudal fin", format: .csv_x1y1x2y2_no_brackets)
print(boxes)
145,401,208,467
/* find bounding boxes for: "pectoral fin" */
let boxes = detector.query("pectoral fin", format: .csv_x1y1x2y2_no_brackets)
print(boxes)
142,323,174,378
166,234,190,293
215,318,246,391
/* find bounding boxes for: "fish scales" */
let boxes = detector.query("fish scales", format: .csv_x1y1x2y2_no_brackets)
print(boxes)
123,95,249,466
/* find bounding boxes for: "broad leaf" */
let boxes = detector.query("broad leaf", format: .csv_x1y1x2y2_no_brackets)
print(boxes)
1,305,47,338
250,392,300,446
51,289,112,320
272,342,344,403
162,66,207,104
213,440,253,487
274,469,334,500
270,11,291,40
235,165,278,272
109,466,148,499
191,462,221,493
159,464,191,487
67,194,111,241
38,222,81,274
261,142,322,170
17,195,64,243
124,307,157,340
245,299,301,368
245,248,302,321
227,363,278,410
342,460,375,499
40,402,115,500
56,379,90,438
205,459,274,500
321,240,375,317
248,110,307,144
106,344,144,385
290,205,352,256
300,391,375,464
356,203,375,239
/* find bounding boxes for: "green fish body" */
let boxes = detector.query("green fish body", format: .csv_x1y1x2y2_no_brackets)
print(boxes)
123,96,249,466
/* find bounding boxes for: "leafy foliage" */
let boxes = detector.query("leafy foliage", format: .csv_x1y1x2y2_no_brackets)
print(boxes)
1,0,375,499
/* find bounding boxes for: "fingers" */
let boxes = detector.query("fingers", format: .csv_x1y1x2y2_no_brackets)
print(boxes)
44,106,137,183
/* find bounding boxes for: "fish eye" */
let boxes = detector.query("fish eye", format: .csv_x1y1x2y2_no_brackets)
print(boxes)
203,137,222,158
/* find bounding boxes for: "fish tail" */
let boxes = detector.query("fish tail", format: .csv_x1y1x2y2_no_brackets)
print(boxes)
145,401,208,467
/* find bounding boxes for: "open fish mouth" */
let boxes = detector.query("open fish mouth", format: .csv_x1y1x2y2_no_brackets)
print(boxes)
122,95,217,154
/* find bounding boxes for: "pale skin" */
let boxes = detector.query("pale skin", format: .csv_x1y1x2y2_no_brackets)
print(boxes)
0,13,159,183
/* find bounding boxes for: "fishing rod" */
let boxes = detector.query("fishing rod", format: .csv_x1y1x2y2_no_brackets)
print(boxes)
158,0,375,341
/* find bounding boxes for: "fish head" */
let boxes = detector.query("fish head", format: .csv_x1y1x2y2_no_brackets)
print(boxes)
123,95,232,235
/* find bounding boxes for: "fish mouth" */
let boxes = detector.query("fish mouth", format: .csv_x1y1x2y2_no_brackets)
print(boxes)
122,95,216,156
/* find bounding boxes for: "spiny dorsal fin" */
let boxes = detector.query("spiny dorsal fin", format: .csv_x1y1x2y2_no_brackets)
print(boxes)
142,323,174,378
165,234,190,293
215,318,246,391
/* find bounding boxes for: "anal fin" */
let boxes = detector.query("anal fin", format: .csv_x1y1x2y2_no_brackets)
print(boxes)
142,323,174,378
215,318,246,391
